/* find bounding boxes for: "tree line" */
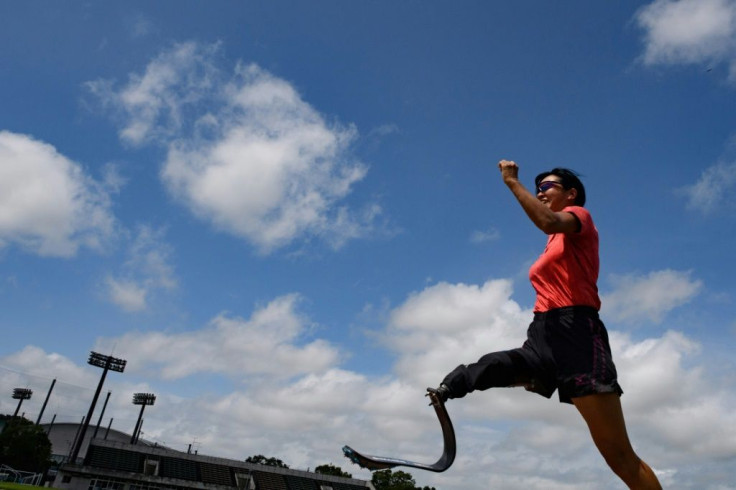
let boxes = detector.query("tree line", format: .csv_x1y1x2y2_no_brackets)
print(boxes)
246,454,437,490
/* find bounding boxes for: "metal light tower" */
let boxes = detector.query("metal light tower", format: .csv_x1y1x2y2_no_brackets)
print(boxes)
131,393,156,444
92,391,111,439
35,379,56,425
69,352,126,464
12,388,32,418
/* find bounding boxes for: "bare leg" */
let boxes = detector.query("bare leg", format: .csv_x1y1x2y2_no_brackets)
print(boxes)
573,393,662,490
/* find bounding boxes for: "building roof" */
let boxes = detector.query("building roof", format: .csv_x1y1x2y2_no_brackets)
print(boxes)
56,438,374,490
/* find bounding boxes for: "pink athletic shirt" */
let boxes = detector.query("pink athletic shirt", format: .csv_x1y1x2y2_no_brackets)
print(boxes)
529,206,601,312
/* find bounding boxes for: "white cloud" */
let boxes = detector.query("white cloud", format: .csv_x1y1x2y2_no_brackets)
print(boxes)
94,293,340,380
101,162,127,194
3,279,736,488
0,131,115,257
105,225,177,312
612,330,736,472
386,280,525,389
128,226,177,288
106,277,147,312
613,330,702,411
88,42,378,254
636,0,736,83
601,269,702,324
680,160,736,213
1,346,93,386
636,0,736,65
86,42,221,146
162,63,370,253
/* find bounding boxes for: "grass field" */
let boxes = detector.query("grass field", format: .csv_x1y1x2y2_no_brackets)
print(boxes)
0,483,56,490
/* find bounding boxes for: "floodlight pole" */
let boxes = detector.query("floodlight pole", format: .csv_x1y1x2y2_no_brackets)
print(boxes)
69,352,126,464
36,378,56,425
46,414,57,434
131,393,155,444
12,388,32,418
135,418,144,443
92,391,111,439
104,418,113,440
68,415,85,461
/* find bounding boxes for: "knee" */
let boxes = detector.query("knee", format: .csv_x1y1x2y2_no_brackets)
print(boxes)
596,441,641,483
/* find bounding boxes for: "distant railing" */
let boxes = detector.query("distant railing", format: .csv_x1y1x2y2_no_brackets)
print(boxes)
0,464,44,486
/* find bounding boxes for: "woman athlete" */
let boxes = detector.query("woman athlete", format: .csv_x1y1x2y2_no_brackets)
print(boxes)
430,160,662,489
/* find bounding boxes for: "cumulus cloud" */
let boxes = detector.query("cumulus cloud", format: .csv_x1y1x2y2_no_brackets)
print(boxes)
1,346,93,386
0,131,115,257
601,269,702,324
635,0,736,80
105,225,177,312
613,330,702,411
162,63,371,253
680,160,736,213
385,280,528,387
86,42,221,146
612,329,736,478
4,278,735,488
94,294,340,380
88,42,379,253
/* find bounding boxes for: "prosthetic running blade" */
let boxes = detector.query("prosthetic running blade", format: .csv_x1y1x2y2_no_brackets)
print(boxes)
342,390,456,473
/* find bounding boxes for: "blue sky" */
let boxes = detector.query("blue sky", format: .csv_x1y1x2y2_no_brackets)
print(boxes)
1,1,735,488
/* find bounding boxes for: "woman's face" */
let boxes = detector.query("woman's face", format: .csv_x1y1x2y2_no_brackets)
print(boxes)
537,176,577,212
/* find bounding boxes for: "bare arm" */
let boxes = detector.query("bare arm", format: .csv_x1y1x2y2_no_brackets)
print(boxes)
498,160,579,235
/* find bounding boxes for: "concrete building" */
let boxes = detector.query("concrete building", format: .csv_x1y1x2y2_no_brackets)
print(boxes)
42,422,138,464
41,423,374,490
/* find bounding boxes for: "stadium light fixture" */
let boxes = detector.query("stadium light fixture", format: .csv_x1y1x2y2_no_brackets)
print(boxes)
11,388,32,418
131,392,156,444
69,351,127,464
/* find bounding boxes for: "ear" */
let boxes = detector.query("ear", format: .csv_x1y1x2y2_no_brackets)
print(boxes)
566,188,578,203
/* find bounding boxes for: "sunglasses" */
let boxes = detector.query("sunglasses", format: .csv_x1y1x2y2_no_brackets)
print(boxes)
537,181,563,193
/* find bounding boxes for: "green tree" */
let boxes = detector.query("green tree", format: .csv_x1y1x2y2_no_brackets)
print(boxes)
245,454,289,468
0,416,52,473
370,469,436,490
371,469,417,490
314,463,352,478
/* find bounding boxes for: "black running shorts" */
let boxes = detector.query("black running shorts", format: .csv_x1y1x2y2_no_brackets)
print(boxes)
518,306,623,404
442,306,623,404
